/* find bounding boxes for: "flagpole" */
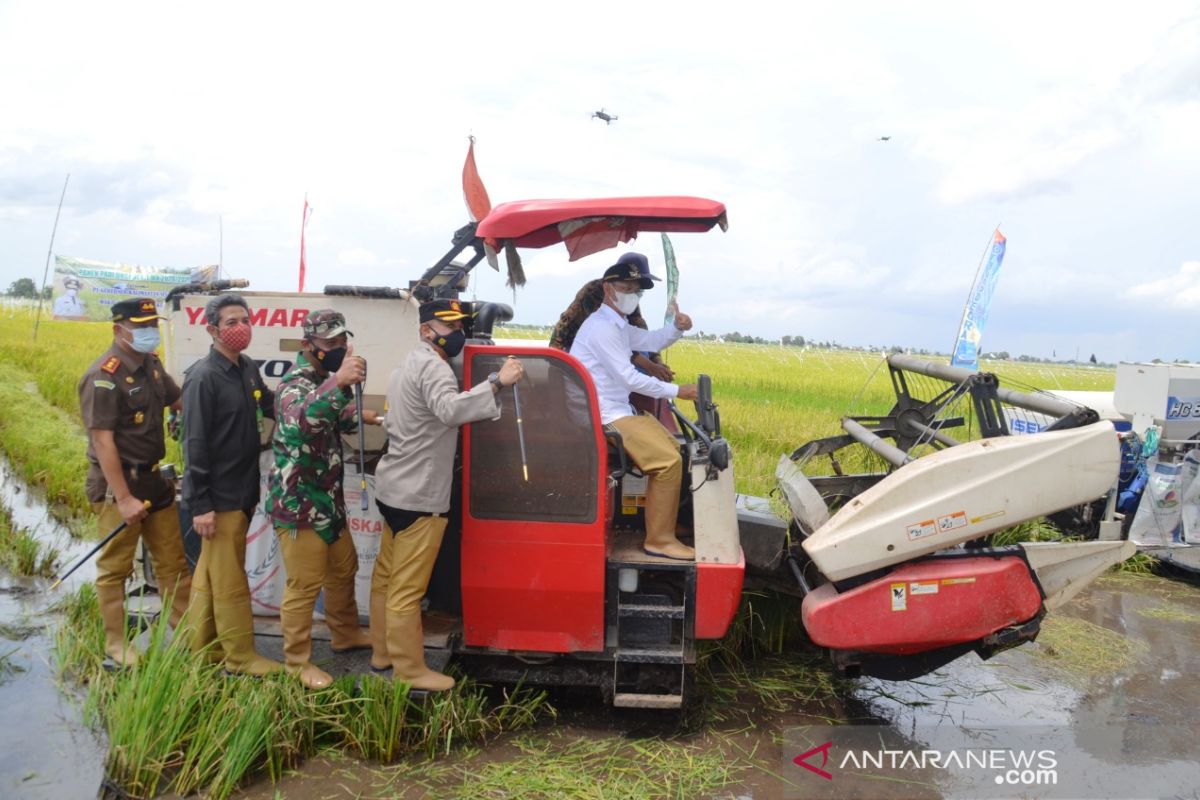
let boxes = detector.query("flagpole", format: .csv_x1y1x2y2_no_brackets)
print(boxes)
33,174,70,341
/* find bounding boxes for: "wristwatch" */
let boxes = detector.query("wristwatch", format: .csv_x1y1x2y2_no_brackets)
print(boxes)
488,371,502,388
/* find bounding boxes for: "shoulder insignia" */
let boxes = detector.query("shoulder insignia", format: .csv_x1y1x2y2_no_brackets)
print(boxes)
125,376,136,384
100,357,120,374
93,379,116,390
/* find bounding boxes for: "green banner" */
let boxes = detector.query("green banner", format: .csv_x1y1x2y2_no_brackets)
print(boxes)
51,256,216,321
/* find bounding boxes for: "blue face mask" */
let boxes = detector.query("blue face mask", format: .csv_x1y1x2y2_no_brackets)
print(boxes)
125,326,160,354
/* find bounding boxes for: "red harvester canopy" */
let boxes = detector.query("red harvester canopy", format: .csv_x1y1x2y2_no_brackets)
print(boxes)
475,196,728,261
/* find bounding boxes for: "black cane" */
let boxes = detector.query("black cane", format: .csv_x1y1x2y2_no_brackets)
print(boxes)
355,382,368,511
50,500,151,590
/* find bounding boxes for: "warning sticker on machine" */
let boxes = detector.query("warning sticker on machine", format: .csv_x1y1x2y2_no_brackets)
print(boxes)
970,510,1006,525
890,583,907,611
937,511,968,533
905,519,938,541
909,581,939,595
941,577,977,586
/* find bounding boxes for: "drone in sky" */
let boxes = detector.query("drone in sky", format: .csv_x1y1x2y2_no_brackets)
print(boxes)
592,108,618,125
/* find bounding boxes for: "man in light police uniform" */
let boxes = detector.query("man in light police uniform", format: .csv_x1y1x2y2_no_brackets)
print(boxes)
569,253,699,560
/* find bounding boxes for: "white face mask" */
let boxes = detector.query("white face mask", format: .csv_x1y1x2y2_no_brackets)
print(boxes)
613,290,640,316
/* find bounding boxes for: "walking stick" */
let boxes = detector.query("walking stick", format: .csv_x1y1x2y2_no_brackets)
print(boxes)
513,378,529,482
50,500,151,590
355,382,368,510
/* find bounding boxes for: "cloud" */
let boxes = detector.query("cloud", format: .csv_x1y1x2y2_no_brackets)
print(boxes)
1128,260,1200,309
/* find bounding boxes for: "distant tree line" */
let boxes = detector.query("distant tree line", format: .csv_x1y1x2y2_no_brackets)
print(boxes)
4,278,52,300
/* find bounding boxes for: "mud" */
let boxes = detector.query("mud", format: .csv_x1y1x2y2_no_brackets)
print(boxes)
3,453,1199,799
232,571,1200,800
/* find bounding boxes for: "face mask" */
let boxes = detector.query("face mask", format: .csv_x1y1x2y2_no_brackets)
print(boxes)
313,345,346,372
216,323,252,353
124,325,160,354
613,290,640,316
433,329,466,358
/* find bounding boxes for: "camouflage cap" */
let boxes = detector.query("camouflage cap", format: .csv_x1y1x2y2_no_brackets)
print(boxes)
302,308,353,339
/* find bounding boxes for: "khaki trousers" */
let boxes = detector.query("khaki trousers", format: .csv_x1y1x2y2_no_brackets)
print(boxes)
611,413,683,540
182,510,279,674
94,500,192,623
93,500,192,664
275,527,361,668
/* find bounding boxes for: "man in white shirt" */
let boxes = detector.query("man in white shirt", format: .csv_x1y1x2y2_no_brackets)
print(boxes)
570,253,698,560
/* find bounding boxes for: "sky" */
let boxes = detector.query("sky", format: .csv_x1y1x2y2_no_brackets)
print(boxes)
1,0,1197,362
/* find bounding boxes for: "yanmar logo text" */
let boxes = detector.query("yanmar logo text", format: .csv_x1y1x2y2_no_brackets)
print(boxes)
184,306,310,327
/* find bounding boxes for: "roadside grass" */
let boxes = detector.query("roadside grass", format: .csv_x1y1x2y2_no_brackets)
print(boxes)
0,501,60,577
51,585,553,799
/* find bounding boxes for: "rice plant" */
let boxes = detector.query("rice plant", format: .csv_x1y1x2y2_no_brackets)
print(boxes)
0,504,61,577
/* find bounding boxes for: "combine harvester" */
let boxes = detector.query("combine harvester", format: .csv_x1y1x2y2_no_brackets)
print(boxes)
160,195,1133,706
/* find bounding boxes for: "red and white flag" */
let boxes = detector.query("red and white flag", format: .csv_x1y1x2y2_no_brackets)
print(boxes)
298,197,312,292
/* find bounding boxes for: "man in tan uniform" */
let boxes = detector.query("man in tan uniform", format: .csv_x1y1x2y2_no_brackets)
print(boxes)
372,298,523,691
78,297,192,667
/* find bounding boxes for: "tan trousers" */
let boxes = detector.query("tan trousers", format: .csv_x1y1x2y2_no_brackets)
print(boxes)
367,521,394,668
275,527,361,668
371,515,455,689
611,413,684,540
183,510,279,675
93,500,192,664
94,499,192,621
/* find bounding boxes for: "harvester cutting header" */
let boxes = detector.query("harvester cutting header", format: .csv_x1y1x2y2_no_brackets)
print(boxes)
158,148,1131,708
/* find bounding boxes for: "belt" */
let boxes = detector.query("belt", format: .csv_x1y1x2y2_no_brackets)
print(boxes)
121,461,161,478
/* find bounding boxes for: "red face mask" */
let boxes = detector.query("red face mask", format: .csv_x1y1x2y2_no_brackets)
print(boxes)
216,323,252,353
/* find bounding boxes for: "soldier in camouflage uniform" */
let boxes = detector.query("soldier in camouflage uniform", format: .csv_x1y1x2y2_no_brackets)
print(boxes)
266,309,382,689
549,252,675,384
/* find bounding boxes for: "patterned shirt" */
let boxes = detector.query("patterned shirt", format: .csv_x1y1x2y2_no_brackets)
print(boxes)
266,353,360,541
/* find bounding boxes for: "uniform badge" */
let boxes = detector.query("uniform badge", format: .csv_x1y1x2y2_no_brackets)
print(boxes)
100,356,120,375
134,411,145,424
93,379,115,390
153,370,159,379
125,376,135,384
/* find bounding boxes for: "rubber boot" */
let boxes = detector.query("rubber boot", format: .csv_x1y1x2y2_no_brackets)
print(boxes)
280,601,332,689
368,590,390,671
642,468,694,561
180,587,223,665
96,582,139,668
368,523,393,671
388,611,454,692
324,535,370,654
213,594,282,677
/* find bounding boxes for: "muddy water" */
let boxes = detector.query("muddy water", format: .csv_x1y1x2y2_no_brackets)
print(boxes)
0,460,107,799
234,571,1200,800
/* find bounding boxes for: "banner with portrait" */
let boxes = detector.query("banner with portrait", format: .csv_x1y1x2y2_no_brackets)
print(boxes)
51,255,217,321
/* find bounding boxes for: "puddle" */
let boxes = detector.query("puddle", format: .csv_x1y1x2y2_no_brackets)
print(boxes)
0,457,107,799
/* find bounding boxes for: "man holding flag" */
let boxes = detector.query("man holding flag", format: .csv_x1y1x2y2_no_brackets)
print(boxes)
570,254,698,561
